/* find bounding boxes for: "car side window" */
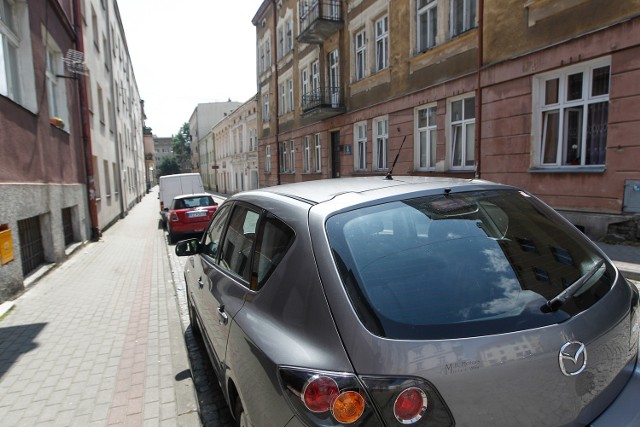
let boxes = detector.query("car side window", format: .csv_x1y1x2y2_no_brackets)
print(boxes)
219,205,260,282
250,213,295,291
202,205,231,260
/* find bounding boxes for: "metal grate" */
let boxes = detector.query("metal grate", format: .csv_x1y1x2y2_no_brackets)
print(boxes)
62,207,74,246
18,216,45,276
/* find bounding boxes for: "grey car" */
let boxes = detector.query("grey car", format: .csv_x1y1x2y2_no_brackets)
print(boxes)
175,176,640,427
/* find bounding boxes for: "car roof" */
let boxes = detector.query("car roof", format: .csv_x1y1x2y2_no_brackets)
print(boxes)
251,176,502,205
172,193,212,200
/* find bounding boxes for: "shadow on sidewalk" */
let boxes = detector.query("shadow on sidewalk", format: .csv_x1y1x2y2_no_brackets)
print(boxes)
0,323,47,379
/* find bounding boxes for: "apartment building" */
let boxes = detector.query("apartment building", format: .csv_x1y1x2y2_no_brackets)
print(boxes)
212,96,260,194
1,0,89,302
82,0,146,226
252,0,640,240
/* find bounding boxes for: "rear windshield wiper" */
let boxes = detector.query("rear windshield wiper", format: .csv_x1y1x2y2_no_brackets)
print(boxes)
541,258,605,313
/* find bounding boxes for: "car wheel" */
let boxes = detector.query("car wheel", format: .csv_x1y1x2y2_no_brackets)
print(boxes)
234,397,251,427
186,288,200,338
167,227,176,244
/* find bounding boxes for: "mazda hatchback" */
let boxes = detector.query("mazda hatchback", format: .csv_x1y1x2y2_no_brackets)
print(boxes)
175,177,640,427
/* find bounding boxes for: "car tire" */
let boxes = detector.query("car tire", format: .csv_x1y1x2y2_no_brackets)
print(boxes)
234,397,251,427
186,289,200,338
167,227,176,245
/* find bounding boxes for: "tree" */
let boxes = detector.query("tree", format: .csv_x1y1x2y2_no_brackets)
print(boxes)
172,122,191,171
157,156,181,177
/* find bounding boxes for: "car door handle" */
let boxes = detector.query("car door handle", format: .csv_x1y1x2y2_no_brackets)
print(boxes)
198,277,204,288
218,305,228,325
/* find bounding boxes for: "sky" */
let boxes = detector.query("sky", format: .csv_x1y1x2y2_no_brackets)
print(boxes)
117,0,265,137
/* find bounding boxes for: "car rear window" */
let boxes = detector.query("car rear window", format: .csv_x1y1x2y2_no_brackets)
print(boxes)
326,189,613,339
173,196,215,209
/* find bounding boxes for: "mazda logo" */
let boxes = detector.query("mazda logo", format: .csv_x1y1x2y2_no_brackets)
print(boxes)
559,341,587,376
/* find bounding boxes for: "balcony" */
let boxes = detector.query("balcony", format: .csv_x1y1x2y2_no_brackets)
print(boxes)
301,87,346,119
298,0,343,44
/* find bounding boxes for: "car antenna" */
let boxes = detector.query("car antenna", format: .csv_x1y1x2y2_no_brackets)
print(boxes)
385,135,407,180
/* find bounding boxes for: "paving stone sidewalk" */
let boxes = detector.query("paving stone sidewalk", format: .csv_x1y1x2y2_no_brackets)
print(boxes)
0,189,200,426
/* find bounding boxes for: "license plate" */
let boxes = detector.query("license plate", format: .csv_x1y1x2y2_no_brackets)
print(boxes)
187,211,207,218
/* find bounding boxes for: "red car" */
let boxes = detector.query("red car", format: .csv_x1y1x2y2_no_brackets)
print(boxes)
167,194,218,244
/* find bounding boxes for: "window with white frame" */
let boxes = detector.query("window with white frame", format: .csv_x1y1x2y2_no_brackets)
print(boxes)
416,105,437,170
262,92,270,122
265,39,271,68
535,58,610,167
417,0,437,51
279,83,286,115
265,145,271,172
314,134,321,172
301,68,308,100
97,83,105,124
289,140,295,172
303,136,311,173
280,141,288,173
354,122,367,171
373,117,388,170
287,78,294,113
450,0,477,37
355,30,366,81
311,60,320,96
375,16,388,72
45,39,68,126
286,19,293,53
278,25,284,59
449,95,475,169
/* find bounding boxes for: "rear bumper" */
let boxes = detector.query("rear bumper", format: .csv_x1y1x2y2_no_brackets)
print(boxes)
591,356,640,426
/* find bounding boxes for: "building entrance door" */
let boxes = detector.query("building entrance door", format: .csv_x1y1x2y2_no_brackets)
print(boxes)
331,131,340,178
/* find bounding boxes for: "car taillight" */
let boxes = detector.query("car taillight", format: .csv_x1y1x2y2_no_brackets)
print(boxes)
170,212,179,222
360,376,454,426
302,375,339,412
394,387,427,424
280,368,382,426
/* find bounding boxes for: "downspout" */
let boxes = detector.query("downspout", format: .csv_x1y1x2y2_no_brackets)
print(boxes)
475,0,484,178
272,0,281,185
73,0,100,241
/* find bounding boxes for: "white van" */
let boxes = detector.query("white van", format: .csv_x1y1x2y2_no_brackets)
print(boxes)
158,173,204,226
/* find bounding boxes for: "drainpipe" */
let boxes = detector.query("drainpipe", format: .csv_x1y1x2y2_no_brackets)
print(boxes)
73,0,100,241
272,0,281,185
475,0,484,179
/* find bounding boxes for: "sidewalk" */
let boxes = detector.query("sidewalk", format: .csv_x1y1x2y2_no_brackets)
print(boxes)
0,188,200,426
596,242,640,282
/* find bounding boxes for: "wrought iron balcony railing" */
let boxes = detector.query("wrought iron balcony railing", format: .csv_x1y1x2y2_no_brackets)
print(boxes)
301,87,345,116
298,0,343,44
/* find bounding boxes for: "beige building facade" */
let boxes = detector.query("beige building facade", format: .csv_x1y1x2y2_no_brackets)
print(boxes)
213,97,260,194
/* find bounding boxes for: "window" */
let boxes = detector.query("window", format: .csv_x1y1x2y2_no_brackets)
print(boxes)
355,30,366,81
301,68,308,100
303,136,311,173
416,105,437,170
375,16,388,72
265,145,271,173
450,0,476,37
97,84,105,124
314,134,322,172
262,92,270,122
354,122,367,171
279,83,286,115
311,60,320,94
329,50,340,105
93,156,101,199
1,0,35,108
219,205,260,282
287,79,293,113
289,140,295,172
91,6,99,49
251,213,295,291
202,205,231,259
536,59,610,167
45,41,68,126
373,117,388,170
285,19,293,53
104,160,111,197
417,0,437,51
449,95,475,169
280,141,288,173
